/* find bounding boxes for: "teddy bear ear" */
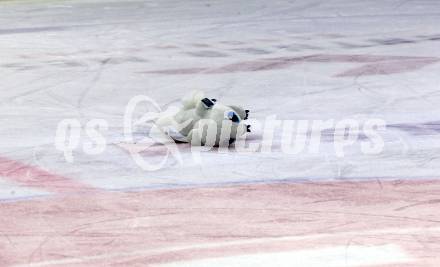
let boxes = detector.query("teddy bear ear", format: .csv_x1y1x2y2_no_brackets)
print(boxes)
244,110,249,120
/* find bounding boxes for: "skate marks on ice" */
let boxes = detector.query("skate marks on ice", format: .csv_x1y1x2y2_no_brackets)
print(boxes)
2,180,440,266
153,32,440,60
1,52,149,72
335,35,440,49
0,26,68,35
186,50,229,58
144,54,440,77
389,121,440,136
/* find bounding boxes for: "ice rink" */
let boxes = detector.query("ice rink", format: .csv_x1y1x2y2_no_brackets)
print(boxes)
1,0,440,266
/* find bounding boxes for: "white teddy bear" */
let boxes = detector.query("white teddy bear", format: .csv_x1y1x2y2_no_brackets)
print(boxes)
156,91,250,146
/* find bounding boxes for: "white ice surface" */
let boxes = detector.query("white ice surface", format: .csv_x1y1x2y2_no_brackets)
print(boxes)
159,245,410,267
1,0,440,195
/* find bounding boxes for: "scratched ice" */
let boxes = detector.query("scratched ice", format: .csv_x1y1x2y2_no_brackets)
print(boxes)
1,0,440,198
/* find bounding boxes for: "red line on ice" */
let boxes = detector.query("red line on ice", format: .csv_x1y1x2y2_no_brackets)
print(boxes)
0,156,97,194
1,179,440,266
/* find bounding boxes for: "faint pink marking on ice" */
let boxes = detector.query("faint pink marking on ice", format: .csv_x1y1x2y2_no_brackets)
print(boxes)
336,58,440,77
0,156,97,194
145,54,440,77
1,180,440,266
